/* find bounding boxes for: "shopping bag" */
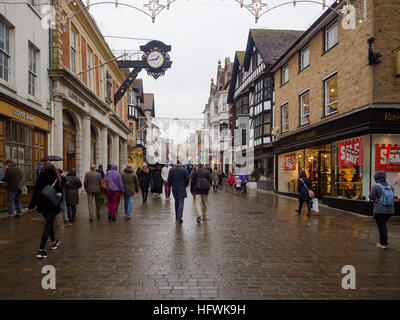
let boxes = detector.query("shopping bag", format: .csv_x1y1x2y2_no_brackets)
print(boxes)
312,198,319,213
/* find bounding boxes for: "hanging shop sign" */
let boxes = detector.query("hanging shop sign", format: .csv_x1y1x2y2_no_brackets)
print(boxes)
338,138,363,167
375,144,400,172
284,154,296,171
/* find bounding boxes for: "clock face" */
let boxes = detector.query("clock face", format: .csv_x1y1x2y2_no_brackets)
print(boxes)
147,51,164,69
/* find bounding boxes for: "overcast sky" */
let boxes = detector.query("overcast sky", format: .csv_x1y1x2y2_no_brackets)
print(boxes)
89,0,336,119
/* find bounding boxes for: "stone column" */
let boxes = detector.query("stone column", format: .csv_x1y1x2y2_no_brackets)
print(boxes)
52,98,64,168
80,114,91,180
100,126,108,167
121,140,127,170
113,134,120,170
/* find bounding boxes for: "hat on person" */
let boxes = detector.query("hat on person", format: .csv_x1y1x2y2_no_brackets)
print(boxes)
5,159,14,164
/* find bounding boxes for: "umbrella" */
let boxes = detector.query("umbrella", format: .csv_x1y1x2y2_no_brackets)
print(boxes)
41,155,63,162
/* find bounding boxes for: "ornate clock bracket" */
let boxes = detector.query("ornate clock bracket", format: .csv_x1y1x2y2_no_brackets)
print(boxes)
114,40,172,106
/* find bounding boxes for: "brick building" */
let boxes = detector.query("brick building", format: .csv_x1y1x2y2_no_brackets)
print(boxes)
50,0,130,181
272,0,400,214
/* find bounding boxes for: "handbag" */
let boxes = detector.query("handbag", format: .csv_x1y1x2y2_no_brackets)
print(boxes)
300,178,315,199
100,177,108,193
40,179,61,206
312,198,319,212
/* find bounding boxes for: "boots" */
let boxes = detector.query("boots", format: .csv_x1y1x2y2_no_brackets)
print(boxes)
64,220,73,228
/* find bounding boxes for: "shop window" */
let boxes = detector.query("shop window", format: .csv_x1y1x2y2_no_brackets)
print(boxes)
0,18,11,82
324,74,338,115
300,90,310,125
281,103,289,133
28,45,38,97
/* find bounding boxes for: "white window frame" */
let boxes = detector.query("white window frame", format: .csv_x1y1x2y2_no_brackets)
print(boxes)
281,102,289,133
325,21,338,51
28,44,38,97
87,47,93,89
299,90,310,125
99,64,103,99
70,27,77,74
281,64,289,85
0,19,11,82
324,73,338,116
300,46,310,70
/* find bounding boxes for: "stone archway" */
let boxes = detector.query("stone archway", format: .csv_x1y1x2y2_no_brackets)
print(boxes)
62,110,79,171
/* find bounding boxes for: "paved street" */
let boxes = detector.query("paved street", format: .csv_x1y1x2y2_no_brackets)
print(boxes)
1,187,400,300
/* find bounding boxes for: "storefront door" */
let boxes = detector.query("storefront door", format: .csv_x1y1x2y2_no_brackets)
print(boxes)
318,151,332,197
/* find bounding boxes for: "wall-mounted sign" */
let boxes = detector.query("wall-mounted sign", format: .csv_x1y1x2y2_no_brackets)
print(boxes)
338,138,362,167
284,154,296,171
68,91,85,107
13,109,34,122
375,144,400,172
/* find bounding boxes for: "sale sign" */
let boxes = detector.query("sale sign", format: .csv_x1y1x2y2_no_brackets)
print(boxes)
284,154,296,171
338,138,362,167
375,144,400,172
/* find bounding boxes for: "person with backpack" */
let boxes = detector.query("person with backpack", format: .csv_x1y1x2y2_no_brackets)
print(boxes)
296,170,314,217
121,165,139,220
191,164,212,223
64,168,82,223
370,171,395,249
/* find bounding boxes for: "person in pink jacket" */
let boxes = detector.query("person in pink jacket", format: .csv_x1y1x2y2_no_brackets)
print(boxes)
104,164,124,221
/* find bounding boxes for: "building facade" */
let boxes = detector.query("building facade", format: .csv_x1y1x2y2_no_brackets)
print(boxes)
272,0,400,215
50,0,130,182
0,2,53,209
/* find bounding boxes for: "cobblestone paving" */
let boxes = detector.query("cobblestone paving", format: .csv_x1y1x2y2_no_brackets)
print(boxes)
1,187,400,300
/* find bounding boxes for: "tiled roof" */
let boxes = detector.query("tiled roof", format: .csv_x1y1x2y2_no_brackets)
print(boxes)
249,29,304,66
235,51,245,66
142,93,154,111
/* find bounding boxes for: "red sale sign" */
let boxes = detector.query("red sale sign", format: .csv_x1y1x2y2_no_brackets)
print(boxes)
375,144,400,172
338,139,362,167
284,154,296,171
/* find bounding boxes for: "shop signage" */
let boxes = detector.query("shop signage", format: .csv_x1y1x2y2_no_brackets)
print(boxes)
13,109,34,122
68,91,85,107
384,112,400,121
338,138,362,167
284,154,296,171
375,144,400,172
296,131,316,141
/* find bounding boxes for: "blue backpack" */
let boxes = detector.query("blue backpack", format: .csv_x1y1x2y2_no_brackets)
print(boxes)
377,183,395,206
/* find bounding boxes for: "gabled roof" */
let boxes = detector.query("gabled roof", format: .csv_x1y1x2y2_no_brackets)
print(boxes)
141,93,155,117
244,29,304,69
132,79,144,103
227,51,245,103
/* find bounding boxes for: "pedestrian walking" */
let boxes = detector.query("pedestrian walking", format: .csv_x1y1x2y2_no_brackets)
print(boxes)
28,163,62,259
97,164,105,179
56,168,72,228
191,164,212,223
370,171,395,249
168,160,190,223
2,159,23,219
121,165,139,220
239,168,247,194
228,173,235,192
104,164,124,222
190,165,198,198
139,165,151,203
162,161,172,200
296,170,313,217
211,168,219,192
64,168,82,223
235,176,242,194
151,164,163,199
84,164,102,222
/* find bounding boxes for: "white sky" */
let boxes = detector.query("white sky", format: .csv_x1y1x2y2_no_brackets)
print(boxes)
89,0,336,119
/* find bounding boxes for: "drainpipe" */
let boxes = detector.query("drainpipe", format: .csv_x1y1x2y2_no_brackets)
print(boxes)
49,0,55,155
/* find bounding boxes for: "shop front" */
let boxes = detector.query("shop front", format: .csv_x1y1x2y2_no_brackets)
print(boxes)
274,106,400,216
254,148,274,191
0,98,51,210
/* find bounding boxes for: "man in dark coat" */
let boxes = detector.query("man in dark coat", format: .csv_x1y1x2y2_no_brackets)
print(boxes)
370,171,395,249
191,164,212,223
2,159,23,219
168,160,190,223
65,168,82,223
296,170,313,216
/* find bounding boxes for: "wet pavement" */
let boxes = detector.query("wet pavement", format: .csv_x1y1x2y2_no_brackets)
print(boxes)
1,186,400,300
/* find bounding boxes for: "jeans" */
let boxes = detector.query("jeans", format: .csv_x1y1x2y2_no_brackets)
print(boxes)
375,214,391,245
60,201,68,221
174,198,185,220
67,205,77,222
141,187,149,202
229,184,233,192
242,183,247,193
124,195,134,217
195,194,208,218
7,191,22,216
298,199,312,214
107,191,119,217
39,213,56,250
164,183,171,199
87,192,101,219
